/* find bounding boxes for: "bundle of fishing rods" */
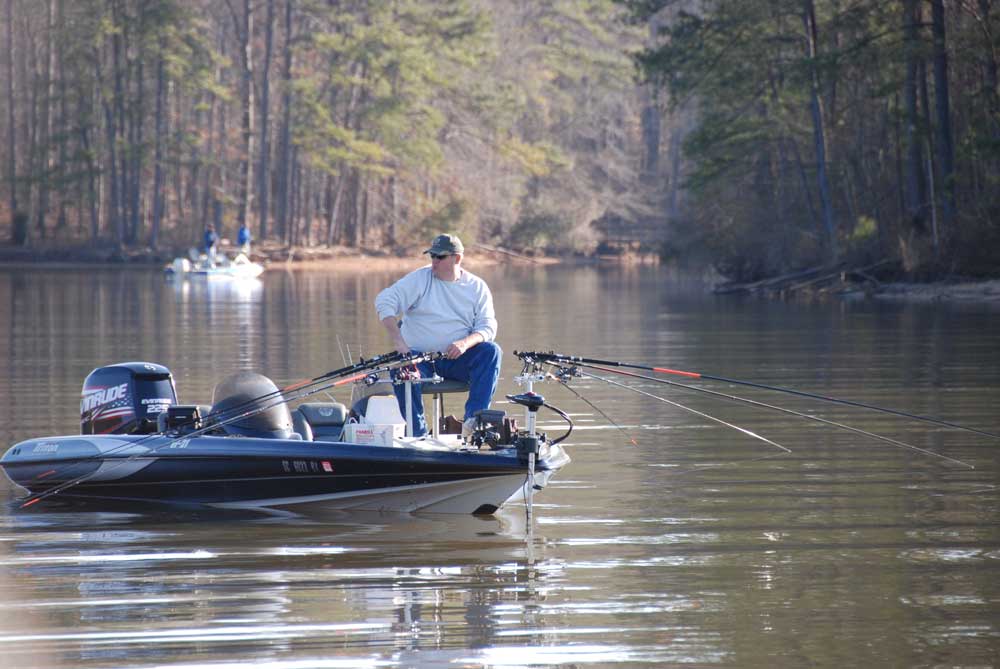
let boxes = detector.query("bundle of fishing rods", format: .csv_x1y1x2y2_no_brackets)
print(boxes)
515,350,998,470
21,350,438,508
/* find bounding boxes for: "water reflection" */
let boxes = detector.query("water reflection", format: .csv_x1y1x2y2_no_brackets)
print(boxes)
0,506,547,667
1,265,999,668
167,274,264,304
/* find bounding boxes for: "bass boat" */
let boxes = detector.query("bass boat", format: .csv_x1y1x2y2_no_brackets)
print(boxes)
1,353,570,515
165,252,265,279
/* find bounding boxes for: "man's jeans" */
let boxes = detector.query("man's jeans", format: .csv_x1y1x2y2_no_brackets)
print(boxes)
392,342,502,437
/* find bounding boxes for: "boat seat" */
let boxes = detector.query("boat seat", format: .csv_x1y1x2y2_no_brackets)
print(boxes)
348,376,469,438
423,379,469,439
296,402,348,442
291,409,313,441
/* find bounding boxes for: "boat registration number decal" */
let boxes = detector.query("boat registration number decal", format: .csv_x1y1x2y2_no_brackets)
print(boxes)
281,459,335,474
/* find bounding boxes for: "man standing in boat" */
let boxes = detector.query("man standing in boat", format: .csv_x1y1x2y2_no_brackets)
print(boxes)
236,223,252,255
375,233,500,438
203,224,219,265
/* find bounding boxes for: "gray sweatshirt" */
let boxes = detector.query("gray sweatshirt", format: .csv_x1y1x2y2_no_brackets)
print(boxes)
375,266,497,353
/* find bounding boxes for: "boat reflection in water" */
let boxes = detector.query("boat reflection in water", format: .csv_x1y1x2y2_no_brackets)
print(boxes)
168,273,263,303
0,501,546,664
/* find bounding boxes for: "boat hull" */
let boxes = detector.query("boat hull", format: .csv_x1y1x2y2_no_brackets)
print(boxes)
1,434,567,515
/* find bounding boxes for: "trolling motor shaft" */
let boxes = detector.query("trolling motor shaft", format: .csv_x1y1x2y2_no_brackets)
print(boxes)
506,391,544,457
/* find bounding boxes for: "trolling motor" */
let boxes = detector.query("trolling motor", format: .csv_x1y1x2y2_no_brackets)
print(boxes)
506,391,544,461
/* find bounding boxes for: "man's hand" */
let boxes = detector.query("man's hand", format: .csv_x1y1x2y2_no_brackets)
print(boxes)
445,333,483,360
444,340,468,360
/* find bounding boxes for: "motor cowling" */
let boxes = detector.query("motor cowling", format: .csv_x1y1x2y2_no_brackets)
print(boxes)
81,362,177,435
211,371,294,439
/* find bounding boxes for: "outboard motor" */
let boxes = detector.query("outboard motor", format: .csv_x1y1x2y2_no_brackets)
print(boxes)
211,372,294,439
81,362,177,435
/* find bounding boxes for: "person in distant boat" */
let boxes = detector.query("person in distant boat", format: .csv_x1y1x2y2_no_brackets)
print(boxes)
203,225,218,264
237,223,252,255
375,233,500,439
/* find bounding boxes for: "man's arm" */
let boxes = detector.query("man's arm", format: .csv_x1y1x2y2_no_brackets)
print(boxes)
375,269,425,354
381,316,411,355
445,280,495,359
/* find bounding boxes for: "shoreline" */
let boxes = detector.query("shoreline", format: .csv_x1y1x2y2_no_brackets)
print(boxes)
870,279,1000,303
0,241,659,273
3,244,998,303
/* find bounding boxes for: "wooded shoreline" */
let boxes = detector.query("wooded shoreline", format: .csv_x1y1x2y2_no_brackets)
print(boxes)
3,241,997,303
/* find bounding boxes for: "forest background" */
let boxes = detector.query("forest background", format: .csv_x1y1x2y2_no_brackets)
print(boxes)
1,0,998,282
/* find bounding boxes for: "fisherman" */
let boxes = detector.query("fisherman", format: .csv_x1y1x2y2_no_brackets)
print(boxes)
375,233,500,438
236,223,252,255
203,224,218,264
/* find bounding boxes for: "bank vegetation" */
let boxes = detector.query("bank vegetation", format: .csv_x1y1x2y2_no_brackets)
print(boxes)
2,1,999,282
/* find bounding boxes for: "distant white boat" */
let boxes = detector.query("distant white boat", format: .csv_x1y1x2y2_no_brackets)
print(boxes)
166,252,265,279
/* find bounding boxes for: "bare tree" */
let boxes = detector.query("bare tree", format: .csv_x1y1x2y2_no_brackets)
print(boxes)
5,0,17,235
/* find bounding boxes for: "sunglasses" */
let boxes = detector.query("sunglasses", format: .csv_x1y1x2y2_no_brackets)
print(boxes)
429,253,452,260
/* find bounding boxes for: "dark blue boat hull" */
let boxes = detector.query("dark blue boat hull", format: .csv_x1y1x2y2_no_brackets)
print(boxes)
1,434,568,514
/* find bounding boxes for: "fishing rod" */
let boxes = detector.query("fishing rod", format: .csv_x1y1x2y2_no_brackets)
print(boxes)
20,351,428,508
569,361,976,470
518,351,1000,440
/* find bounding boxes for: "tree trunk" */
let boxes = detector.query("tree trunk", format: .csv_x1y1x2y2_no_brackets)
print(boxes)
112,4,127,247
258,0,275,240
640,93,659,179
55,0,67,230
5,0,17,226
150,47,167,250
930,0,956,228
25,26,38,243
275,0,294,244
900,0,930,272
802,0,838,262
95,44,122,250
129,47,146,246
233,0,254,232
302,166,313,246
327,172,346,245
902,0,927,231
79,95,99,242
289,145,300,246
34,0,55,241
388,174,398,245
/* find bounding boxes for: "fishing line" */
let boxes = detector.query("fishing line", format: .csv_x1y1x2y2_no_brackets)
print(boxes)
578,362,976,470
545,366,787,476
566,368,792,478
553,375,639,446
574,369,792,455
524,352,1000,440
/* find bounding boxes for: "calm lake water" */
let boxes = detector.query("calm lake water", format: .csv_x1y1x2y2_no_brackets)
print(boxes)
1,263,999,668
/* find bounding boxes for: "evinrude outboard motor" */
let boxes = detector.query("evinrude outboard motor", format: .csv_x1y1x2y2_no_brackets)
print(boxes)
81,362,177,435
211,371,294,439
